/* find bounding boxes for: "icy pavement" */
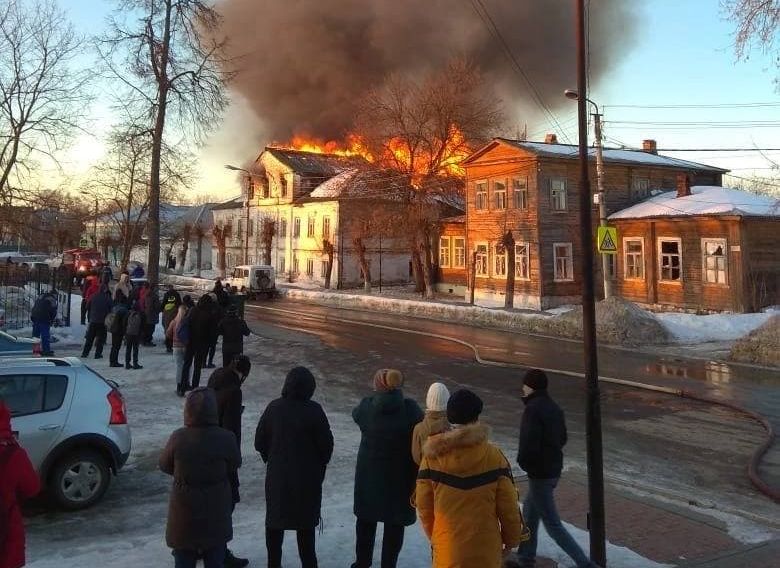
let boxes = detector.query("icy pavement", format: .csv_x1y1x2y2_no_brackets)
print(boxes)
25,333,672,568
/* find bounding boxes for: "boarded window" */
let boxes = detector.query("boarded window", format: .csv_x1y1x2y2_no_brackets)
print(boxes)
703,238,727,285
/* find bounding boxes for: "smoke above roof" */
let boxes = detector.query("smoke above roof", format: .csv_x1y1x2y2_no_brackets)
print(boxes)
217,0,637,141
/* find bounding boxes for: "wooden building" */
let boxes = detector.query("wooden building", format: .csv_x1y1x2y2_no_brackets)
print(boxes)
449,136,728,309
609,182,780,312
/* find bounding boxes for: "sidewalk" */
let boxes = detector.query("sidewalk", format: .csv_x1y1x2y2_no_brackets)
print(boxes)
531,472,778,567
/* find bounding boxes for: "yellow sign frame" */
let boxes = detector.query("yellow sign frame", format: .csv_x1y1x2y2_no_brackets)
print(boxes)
597,226,618,254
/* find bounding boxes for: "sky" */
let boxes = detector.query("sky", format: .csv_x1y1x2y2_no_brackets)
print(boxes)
49,0,780,200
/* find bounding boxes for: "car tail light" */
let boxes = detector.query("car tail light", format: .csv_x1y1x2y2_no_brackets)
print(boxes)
107,389,127,425
32,342,42,356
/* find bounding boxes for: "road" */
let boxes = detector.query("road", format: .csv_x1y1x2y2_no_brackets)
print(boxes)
244,298,780,518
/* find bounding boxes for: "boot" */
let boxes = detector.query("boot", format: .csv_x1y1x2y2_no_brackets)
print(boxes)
133,364,143,370
224,548,249,568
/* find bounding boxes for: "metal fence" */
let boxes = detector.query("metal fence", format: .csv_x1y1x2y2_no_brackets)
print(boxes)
0,264,73,330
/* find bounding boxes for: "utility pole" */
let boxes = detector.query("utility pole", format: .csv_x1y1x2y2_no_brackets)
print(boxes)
575,0,607,565
593,113,612,299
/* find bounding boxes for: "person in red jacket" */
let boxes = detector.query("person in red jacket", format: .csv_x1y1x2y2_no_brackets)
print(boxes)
0,401,40,568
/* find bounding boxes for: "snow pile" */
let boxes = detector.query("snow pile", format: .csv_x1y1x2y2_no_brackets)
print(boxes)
656,311,776,343
729,314,780,367
162,274,215,294
555,296,672,346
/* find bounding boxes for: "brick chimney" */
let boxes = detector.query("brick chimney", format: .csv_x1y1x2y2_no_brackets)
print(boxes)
642,139,658,154
676,173,692,198
544,133,558,144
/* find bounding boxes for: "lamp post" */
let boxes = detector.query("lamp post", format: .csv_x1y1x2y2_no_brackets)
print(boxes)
572,1,607,565
225,164,254,265
80,191,99,249
564,89,612,299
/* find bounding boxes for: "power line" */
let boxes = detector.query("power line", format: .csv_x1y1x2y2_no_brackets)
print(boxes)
653,148,780,152
604,102,780,109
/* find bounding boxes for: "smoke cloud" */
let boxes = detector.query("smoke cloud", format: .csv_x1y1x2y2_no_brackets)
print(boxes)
217,0,636,142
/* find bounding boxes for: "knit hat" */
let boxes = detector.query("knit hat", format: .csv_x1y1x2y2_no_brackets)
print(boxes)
523,369,549,391
446,389,483,425
426,382,450,412
373,368,404,392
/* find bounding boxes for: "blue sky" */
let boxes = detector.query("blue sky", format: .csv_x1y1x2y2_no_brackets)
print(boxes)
54,0,779,196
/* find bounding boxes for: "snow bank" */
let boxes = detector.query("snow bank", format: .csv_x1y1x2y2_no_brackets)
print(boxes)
729,314,780,367
656,311,776,343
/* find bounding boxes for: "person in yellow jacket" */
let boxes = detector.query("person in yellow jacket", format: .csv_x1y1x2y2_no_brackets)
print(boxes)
416,389,527,568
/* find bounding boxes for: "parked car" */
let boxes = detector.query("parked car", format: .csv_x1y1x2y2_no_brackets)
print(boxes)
0,330,41,356
0,357,131,510
224,264,278,300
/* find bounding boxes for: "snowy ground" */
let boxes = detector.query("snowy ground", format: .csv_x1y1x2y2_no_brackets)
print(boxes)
21,304,680,568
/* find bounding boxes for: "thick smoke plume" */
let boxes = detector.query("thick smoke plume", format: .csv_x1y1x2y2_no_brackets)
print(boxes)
217,0,636,141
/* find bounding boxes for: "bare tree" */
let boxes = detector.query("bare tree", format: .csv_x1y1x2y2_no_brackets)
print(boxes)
355,60,503,298
100,0,234,284
212,223,229,278
260,217,276,265
501,230,516,309
194,222,205,277
176,222,192,274
0,0,91,201
723,1,780,86
322,238,335,289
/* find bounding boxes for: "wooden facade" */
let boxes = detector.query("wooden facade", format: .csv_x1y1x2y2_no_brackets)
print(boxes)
451,138,728,309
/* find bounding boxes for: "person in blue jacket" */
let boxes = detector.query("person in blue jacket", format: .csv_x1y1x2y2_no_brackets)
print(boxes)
30,291,57,356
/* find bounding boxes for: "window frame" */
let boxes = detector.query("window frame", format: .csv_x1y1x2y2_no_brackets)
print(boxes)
453,237,466,269
474,181,488,211
439,236,451,268
474,242,489,278
553,242,574,282
702,238,728,286
631,177,650,201
278,256,285,274
514,242,530,280
493,180,508,210
493,243,507,279
307,217,316,238
550,178,567,212
322,216,331,240
293,217,301,238
279,219,287,238
513,177,528,210
292,255,299,275
623,238,645,281
320,259,329,278
657,237,683,283
0,373,69,418
306,258,315,276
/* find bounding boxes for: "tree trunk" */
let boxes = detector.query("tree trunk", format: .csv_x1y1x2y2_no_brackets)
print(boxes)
196,232,203,277
177,225,191,275
354,237,371,292
469,251,477,305
324,240,334,289
411,248,425,293
421,228,435,299
503,231,516,309
217,241,226,278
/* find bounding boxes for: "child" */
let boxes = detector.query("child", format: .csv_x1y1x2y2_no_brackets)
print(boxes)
124,302,144,370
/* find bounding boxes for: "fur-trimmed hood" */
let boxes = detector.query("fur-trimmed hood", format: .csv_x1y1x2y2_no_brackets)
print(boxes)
423,422,489,459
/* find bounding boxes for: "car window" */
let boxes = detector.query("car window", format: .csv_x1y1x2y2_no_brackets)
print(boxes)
0,374,68,416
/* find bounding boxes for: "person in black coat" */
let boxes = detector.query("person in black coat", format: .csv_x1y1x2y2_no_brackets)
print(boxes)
206,356,252,568
161,285,182,352
516,369,598,568
217,305,251,367
205,295,223,368
81,284,112,359
159,387,240,568
181,294,215,390
255,366,334,568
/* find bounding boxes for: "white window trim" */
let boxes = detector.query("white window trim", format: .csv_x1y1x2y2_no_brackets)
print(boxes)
493,243,507,279
513,177,529,210
623,237,645,281
494,180,507,211
474,242,489,278
550,178,567,212
515,242,530,280
475,180,488,212
553,242,574,282
702,237,729,287
453,237,466,269
439,236,451,268
657,237,683,283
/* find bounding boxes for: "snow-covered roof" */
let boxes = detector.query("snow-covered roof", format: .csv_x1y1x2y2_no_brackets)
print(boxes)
264,147,366,176
609,186,780,220
465,138,728,173
306,168,410,201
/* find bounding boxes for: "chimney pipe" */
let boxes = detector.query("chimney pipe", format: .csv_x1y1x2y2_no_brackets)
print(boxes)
642,139,658,154
676,173,692,198
544,133,558,144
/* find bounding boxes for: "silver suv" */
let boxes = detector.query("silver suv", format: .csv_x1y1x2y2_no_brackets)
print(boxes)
0,357,131,510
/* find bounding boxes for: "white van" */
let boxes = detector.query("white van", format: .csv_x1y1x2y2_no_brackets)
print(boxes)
224,265,278,300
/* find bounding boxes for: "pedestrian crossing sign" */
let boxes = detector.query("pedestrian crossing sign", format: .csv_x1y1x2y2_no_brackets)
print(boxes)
597,226,618,254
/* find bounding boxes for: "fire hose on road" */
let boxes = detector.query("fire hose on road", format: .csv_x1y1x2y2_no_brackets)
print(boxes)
247,303,780,504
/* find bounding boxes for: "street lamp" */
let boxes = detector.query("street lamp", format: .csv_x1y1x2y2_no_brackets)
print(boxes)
572,1,606,565
225,164,254,265
564,89,612,299
79,191,99,250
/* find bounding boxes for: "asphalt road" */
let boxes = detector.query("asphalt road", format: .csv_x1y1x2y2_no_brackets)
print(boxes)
244,297,780,521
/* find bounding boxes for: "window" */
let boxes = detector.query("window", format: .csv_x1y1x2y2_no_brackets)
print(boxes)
606,255,616,279
279,219,287,238
624,238,644,280
247,219,254,238
513,177,528,209
226,253,234,268
236,219,244,240
658,238,682,282
281,176,289,198
631,177,650,201
439,236,451,268
320,260,329,278
306,258,315,276
262,179,270,199
293,217,301,238
553,243,574,281
0,374,67,417
475,243,488,277
322,216,331,240
453,238,466,268
515,243,530,280
494,180,507,210
307,217,315,238
292,255,299,274
279,257,285,274
494,244,507,278
246,178,255,200
550,179,567,211
703,238,727,285
475,181,488,210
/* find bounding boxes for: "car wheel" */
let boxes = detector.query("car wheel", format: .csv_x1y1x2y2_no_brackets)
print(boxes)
50,450,111,510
